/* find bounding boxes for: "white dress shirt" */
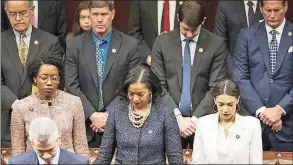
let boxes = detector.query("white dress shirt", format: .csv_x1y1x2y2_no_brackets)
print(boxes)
244,0,257,26
157,0,176,34
37,145,60,164
13,25,33,47
33,0,38,28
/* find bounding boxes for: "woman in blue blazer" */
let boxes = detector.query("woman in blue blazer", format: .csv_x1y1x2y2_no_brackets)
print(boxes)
96,64,183,164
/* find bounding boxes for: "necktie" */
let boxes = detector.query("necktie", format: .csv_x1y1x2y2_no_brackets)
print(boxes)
45,161,52,165
247,1,254,26
18,33,28,65
95,40,105,110
269,30,278,74
179,39,192,116
161,0,170,33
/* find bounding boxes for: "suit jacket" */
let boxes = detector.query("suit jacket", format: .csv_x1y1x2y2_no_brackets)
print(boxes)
191,113,263,164
1,27,63,144
2,1,66,47
151,28,229,117
128,0,180,58
97,99,183,164
8,148,89,164
213,0,263,55
65,29,141,143
232,21,293,142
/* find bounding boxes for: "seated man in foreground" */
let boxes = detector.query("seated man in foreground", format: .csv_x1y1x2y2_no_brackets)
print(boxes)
8,117,89,164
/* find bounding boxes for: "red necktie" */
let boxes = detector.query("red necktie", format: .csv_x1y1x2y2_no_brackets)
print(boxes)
163,0,170,32
45,161,52,165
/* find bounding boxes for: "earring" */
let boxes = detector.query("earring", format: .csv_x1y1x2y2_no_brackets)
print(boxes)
33,82,37,86
213,104,218,113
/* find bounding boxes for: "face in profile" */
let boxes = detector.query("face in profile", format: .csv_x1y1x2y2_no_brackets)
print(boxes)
33,64,60,99
90,6,115,38
260,1,288,29
128,83,151,110
214,94,239,122
6,1,34,33
31,138,58,162
79,9,91,31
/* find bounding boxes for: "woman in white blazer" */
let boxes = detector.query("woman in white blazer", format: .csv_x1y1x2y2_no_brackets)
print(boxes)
191,79,263,164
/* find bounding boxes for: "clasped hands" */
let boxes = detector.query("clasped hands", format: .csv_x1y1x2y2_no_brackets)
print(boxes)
90,112,108,133
176,115,196,137
259,106,283,132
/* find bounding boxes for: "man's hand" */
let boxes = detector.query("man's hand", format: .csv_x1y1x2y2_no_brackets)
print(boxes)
259,106,283,126
176,115,196,137
89,112,108,132
271,119,282,132
146,55,151,66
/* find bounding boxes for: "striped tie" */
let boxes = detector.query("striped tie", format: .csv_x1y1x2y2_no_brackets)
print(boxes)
247,1,254,27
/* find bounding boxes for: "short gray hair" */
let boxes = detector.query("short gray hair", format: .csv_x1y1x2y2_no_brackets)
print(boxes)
4,0,33,10
29,117,59,143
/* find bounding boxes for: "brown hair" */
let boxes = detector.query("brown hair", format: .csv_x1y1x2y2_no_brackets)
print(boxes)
88,0,114,11
212,79,240,99
178,1,205,28
72,1,90,37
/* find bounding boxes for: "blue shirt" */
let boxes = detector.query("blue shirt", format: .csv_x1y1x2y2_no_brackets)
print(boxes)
92,29,112,70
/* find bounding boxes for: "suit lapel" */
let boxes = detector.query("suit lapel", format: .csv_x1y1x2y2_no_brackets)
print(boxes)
233,1,248,28
173,1,180,29
225,114,246,164
6,29,24,79
191,29,207,91
171,29,183,89
208,113,220,162
150,1,158,35
58,149,69,164
103,29,121,82
251,2,263,25
274,21,293,74
28,151,39,164
257,22,272,77
84,31,99,89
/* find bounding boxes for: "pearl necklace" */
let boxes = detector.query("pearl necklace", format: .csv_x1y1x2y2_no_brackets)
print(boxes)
128,103,151,128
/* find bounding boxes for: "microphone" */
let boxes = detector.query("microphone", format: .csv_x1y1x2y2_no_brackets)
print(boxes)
48,102,52,107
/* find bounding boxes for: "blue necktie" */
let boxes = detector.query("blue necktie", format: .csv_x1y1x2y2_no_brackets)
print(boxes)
269,30,278,74
180,39,192,116
95,40,105,110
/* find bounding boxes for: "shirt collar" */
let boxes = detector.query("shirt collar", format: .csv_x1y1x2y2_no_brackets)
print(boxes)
92,28,112,44
180,32,199,43
244,0,258,7
265,18,286,35
36,145,60,164
13,24,33,39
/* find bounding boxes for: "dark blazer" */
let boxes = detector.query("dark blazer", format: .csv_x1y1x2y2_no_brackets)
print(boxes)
232,21,293,142
65,29,141,143
213,0,263,55
151,28,229,118
1,27,63,145
128,0,180,57
8,148,89,164
2,1,66,47
97,99,183,164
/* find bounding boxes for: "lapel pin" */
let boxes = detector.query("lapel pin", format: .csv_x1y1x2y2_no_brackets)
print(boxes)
236,135,240,139
148,130,153,134
199,48,204,53
179,1,183,5
288,32,292,36
29,108,33,112
112,48,116,53
34,40,38,45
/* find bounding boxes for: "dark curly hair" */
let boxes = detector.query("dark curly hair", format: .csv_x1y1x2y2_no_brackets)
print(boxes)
27,51,64,85
118,64,163,102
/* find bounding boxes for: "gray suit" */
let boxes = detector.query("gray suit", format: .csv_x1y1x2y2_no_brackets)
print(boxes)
151,28,228,118
8,148,89,164
65,29,141,146
1,27,63,147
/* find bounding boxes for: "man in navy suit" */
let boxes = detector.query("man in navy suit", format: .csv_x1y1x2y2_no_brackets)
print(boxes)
233,0,293,151
8,117,89,164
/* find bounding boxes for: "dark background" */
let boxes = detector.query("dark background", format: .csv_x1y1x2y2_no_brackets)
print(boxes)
65,0,293,34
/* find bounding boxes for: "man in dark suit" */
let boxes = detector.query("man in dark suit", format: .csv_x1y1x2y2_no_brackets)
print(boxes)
8,117,88,164
2,0,66,47
65,0,141,148
128,0,181,65
151,1,228,148
213,0,263,75
233,0,293,151
1,0,63,148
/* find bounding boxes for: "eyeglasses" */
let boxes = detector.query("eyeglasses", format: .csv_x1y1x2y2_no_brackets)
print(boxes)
37,75,60,84
6,8,31,19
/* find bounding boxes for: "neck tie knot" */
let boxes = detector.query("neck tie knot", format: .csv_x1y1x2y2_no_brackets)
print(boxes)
247,1,254,7
20,33,26,41
270,30,277,36
96,39,105,46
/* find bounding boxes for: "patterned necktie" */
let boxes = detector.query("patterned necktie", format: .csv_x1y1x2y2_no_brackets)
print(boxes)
95,40,106,110
269,30,278,74
247,1,254,27
179,39,192,116
18,33,28,65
